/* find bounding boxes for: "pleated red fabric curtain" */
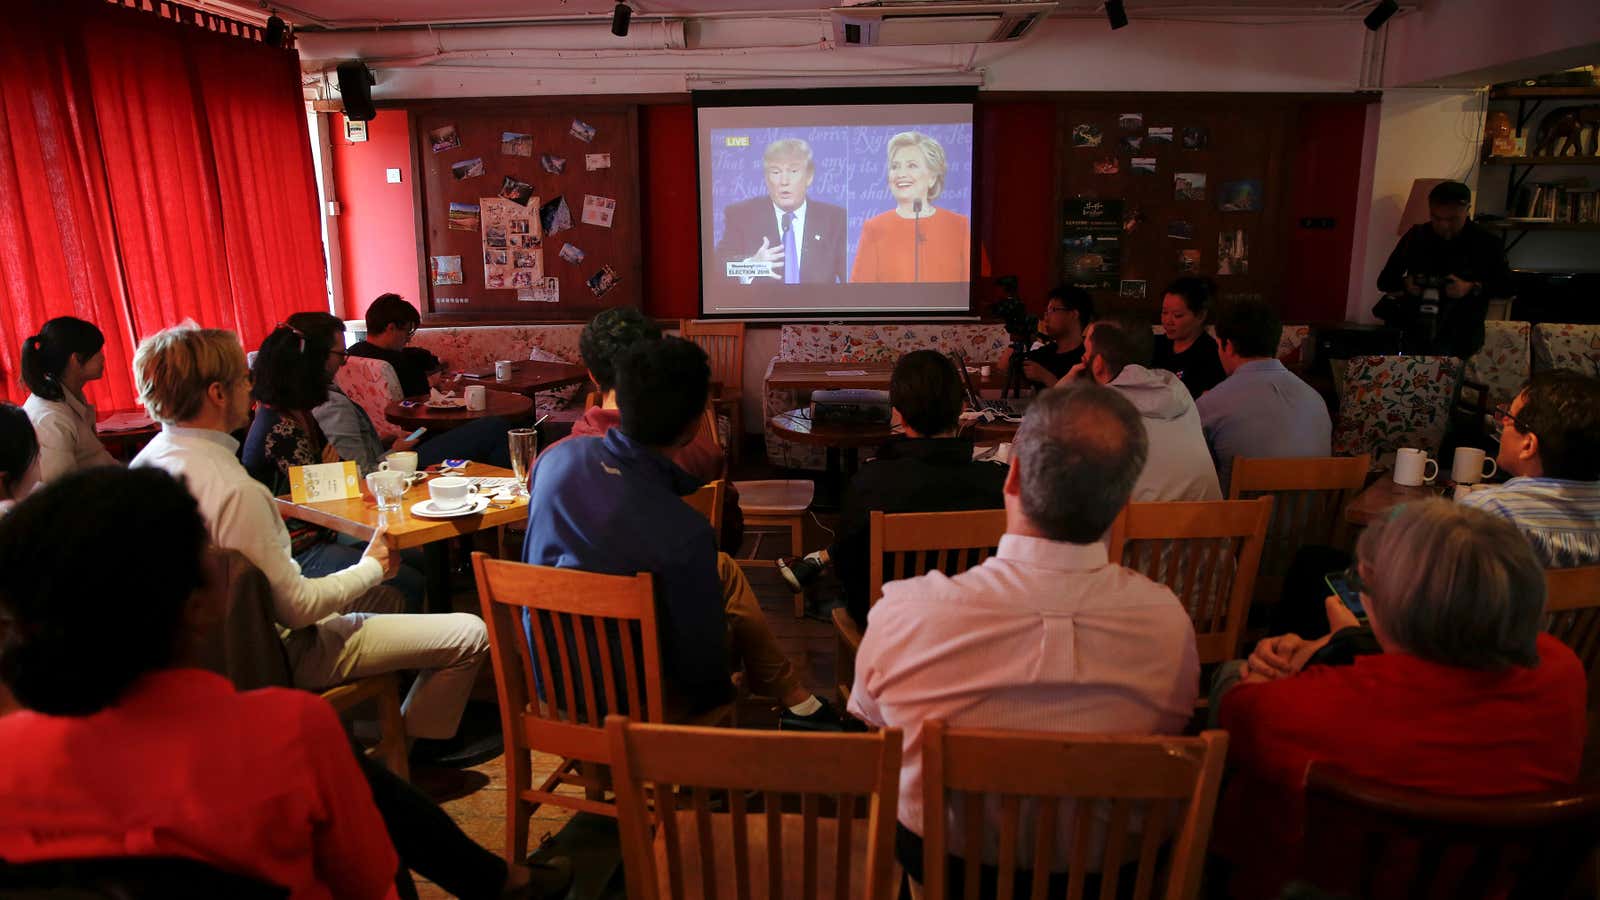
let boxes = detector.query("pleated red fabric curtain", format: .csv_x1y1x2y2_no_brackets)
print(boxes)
0,5,140,410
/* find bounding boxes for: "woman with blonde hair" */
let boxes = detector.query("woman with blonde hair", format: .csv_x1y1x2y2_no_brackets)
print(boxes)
850,131,970,283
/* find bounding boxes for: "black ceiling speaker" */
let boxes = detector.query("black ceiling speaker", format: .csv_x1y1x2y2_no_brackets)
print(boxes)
263,15,286,47
335,61,377,122
1105,0,1128,30
612,2,632,37
1364,0,1398,31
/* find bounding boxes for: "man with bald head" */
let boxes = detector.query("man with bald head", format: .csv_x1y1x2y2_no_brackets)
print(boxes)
715,137,848,284
848,383,1200,894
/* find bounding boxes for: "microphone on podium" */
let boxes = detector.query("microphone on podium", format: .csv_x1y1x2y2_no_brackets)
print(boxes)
912,199,923,283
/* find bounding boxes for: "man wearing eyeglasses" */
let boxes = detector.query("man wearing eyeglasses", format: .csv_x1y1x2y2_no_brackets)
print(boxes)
1460,370,1600,568
995,285,1095,389
346,293,444,397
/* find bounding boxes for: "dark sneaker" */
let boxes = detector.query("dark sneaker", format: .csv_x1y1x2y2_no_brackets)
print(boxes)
777,555,824,593
511,854,575,899
779,697,868,733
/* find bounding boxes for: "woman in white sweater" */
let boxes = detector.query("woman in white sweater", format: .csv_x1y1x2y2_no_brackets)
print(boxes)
20,317,118,484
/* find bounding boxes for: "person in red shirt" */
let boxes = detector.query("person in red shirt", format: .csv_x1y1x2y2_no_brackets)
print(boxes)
1212,499,1587,900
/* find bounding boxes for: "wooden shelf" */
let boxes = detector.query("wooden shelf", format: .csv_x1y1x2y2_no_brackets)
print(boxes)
1481,221,1600,233
1483,156,1600,166
1490,86,1600,100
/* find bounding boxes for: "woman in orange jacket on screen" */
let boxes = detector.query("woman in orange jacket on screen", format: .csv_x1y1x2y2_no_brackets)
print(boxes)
850,131,970,284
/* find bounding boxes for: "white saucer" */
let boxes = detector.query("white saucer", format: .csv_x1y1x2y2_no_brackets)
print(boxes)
410,495,492,518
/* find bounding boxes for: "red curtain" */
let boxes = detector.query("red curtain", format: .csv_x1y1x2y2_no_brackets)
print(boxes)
0,0,325,409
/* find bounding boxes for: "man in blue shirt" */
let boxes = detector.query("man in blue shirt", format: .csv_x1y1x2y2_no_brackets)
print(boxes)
522,337,733,717
1461,370,1600,568
1196,298,1331,493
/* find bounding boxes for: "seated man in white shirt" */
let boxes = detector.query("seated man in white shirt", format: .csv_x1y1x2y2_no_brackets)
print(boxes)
849,383,1201,895
129,324,488,750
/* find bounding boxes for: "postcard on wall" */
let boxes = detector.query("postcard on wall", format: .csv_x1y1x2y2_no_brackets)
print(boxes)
541,154,567,175
1118,113,1143,130
581,195,616,228
1061,196,1123,291
1092,156,1119,175
501,132,533,157
1119,135,1143,153
518,276,560,303
569,119,596,143
428,124,461,153
1175,172,1207,201
481,197,541,289
430,255,463,286
1147,126,1174,144
541,195,574,235
1181,127,1209,150
1218,179,1264,212
448,202,480,231
1130,157,1157,175
1178,249,1201,273
1071,124,1103,148
559,242,585,265
450,158,485,181
1218,229,1249,275
1122,207,1145,234
1119,279,1148,300
587,265,620,298
1167,219,1193,240
499,176,536,207
585,153,612,171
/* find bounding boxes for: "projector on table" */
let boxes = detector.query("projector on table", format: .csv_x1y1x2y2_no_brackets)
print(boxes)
810,389,891,426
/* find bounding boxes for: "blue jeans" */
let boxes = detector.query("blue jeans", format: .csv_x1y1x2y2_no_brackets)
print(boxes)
297,540,426,613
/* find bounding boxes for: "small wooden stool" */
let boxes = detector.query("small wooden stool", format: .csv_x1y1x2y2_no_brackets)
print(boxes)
733,479,815,617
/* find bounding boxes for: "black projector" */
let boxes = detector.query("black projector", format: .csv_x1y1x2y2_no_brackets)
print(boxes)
810,389,891,426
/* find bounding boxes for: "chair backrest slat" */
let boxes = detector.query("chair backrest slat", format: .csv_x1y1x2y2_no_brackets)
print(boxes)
1544,566,1600,679
680,320,746,391
868,509,1007,609
1229,456,1369,594
730,789,753,900
683,479,725,531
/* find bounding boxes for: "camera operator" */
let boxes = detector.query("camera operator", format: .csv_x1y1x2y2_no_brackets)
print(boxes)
1375,180,1511,359
996,284,1095,389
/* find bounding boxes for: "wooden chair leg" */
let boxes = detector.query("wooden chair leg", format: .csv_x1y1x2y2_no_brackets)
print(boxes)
506,750,532,864
375,687,410,782
791,514,806,618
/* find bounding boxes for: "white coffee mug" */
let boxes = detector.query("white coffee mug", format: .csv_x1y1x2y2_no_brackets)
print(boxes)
495,360,514,382
465,385,487,411
428,476,478,511
1393,448,1438,487
1451,446,1498,485
379,450,418,475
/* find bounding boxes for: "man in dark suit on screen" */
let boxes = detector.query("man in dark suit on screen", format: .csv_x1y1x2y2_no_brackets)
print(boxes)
715,138,847,285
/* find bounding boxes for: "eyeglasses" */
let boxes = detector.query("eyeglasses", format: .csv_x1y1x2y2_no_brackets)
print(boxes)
1493,404,1531,433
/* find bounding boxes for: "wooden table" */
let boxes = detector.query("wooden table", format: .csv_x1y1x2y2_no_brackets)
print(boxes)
385,391,533,433
961,418,1021,443
768,360,1006,392
275,462,529,614
96,409,159,461
770,409,896,508
453,360,590,399
1344,477,1448,526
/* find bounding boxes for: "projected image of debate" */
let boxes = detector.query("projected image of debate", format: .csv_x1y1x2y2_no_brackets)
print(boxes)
697,103,973,316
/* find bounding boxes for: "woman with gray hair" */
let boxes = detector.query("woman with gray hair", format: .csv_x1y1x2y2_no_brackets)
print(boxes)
1205,499,1587,900
850,131,970,283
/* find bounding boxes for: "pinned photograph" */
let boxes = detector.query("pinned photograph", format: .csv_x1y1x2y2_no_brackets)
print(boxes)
1218,229,1249,275
540,154,567,175
1147,126,1174,144
1181,127,1209,150
1119,279,1148,300
519,276,560,303
485,226,507,249
429,125,461,153
559,242,585,265
499,176,536,207
487,249,509,266
1071,124,1103,148
448,202,480,231
1131,157,1157,175
510,219,530,234
581,194,616,228
513,250,537,268
1118,113,1143,130
486,272,506,289
1167,219,1194,240
541,195,574,235
587,264,620,298
1119,135,1143,153
569,118,597,143
501,132,533,157
585,153,612,171
1175,172,1207,201
430,255,462,285
450,158,485,181
1218,179,1264,212
1093,156,1119,175
512,270,535,288
1178,249,1201,273
1122,207,1145,234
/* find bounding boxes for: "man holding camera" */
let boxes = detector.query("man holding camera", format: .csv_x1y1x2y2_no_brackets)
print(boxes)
1375,180,1511,359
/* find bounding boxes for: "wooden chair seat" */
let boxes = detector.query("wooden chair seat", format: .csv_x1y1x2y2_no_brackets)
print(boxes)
735,479,816,617
653,810,872,900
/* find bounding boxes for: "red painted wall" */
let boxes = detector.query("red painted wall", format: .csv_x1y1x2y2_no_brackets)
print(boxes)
974,101,1058,314
1282,99,1370,324
639,104,700,321
330,110,420,320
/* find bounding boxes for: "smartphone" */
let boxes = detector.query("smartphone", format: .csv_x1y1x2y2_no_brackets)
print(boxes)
1324,570,1366,619
405,426,428,443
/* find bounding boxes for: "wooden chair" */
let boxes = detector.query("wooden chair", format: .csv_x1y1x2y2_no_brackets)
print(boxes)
680,319,745,466
471,552,670,862
1301,763,1600,900
1106,498,1271,666
1545,565,1600,671
734,479,816,618
1227,455,1370,609
835,509,1007,700
608,716,903,900
683,479,725,534
919,720,1228,900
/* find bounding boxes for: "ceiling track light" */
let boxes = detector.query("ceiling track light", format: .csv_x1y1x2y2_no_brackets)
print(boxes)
1104,0,1128,30
611,2,632,37
1364,0,1398,31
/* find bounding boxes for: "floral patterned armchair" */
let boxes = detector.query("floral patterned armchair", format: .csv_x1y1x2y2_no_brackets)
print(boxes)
1532,323,1600,378
1464,320,1532,412
335,355,405,443
1331,355,1465,470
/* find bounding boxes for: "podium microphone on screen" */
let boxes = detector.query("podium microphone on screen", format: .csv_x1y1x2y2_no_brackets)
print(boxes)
912,199,922,283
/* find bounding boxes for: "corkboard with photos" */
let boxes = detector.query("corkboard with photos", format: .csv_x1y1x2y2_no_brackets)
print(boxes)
408,100,641,323
1052,96,1294,321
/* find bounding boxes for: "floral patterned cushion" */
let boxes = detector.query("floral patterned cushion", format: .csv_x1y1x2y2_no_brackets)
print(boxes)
1532,323,1600,378
335,356,405,443
409,325,586,374
1331,355,1464,468
1464,320,1531,411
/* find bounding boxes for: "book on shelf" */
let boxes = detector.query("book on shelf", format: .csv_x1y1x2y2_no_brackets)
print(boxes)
1515,183,1600,224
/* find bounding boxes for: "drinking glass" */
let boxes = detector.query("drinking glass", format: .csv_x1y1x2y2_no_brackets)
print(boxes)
366,470,407,512
508,428,538,495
